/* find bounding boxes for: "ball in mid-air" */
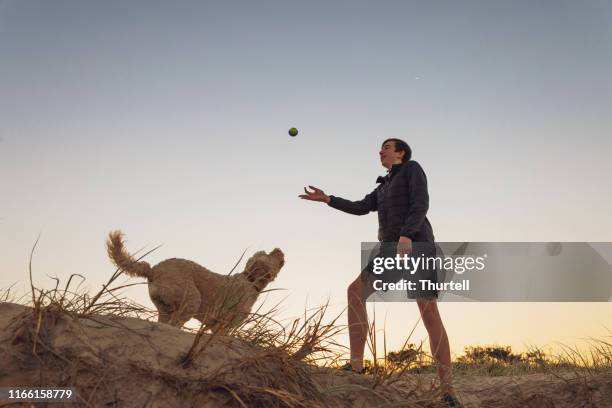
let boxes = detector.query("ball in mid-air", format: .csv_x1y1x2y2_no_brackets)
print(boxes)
288,127,298,137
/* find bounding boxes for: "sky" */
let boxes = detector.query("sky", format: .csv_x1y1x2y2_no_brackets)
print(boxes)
1,0,611,360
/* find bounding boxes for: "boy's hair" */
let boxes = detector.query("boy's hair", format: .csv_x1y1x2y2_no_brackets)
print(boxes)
382,138,412,162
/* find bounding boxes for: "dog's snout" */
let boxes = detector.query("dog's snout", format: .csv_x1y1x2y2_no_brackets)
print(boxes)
270,248,285,266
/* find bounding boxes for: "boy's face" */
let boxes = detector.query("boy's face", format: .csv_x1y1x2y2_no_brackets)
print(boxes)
379,141,405,169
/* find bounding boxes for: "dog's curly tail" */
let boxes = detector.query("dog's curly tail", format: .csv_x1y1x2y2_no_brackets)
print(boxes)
106,230,153,279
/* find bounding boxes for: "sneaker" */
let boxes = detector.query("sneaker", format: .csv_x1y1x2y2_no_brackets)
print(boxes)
441,393,463,408
339,362,365,374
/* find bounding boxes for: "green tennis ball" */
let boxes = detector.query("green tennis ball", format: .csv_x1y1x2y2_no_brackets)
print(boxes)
288,127,298,137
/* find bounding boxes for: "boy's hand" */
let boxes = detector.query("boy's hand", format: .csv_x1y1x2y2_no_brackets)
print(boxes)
397,236,413,256
299,185,331,204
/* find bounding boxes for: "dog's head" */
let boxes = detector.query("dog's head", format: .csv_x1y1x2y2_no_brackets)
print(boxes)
244,248,285,292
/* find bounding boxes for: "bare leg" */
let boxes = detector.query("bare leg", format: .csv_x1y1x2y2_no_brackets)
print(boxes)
346,275,374,371
416,298,455,396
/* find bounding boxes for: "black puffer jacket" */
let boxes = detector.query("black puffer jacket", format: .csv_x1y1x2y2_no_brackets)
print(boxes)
327,160,435,242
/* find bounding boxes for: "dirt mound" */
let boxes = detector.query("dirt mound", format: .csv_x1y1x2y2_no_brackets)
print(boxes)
0,303,440,407
1,302,610,407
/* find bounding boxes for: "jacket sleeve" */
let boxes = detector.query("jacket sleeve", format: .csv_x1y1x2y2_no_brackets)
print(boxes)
399,161,429,239
327,189,378,215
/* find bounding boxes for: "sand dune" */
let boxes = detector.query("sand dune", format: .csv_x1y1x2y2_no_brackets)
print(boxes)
1,302,610,407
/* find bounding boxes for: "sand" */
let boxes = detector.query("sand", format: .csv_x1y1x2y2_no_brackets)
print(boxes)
1,302,610,407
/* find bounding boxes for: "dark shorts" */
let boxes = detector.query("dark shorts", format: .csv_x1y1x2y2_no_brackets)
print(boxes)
361,241,439,299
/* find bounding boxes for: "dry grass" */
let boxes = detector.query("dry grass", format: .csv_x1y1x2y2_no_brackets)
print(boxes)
7,240,344,406
179,293,347,371
179,248,346,368
2,237,611,407
24,234,159,321
545,334,612,403
446,337,612,379
7,239,439,407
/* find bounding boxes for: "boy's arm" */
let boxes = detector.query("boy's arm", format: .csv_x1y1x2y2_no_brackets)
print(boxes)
327,189,378,216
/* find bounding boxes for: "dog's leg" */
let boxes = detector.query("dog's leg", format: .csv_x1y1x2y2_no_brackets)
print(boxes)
152,299,173,324
167,284,201,328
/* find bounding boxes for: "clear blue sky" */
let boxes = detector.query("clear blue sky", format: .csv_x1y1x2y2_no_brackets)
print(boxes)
1,0,611,358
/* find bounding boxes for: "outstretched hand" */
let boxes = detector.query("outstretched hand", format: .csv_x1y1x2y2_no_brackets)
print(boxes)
299,185,331,204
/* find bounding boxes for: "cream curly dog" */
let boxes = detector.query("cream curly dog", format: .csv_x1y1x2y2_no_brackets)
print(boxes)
106,230,285,331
